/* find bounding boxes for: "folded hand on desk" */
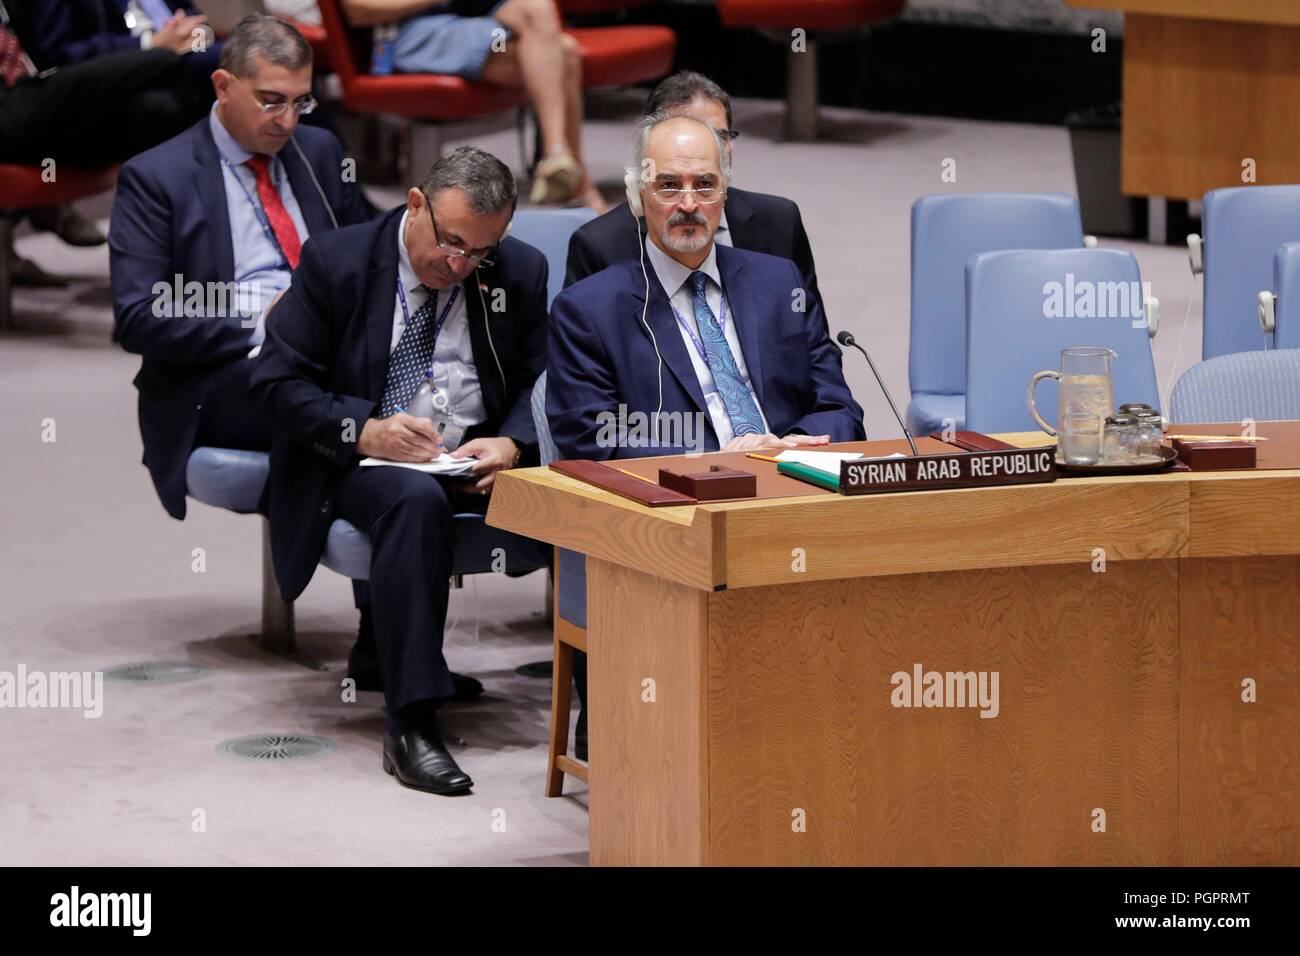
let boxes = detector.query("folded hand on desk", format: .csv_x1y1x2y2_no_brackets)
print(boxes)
721,432,831,452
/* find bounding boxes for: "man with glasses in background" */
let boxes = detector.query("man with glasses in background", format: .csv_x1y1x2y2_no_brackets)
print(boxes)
109,13,371,523
250,145,547,795
564,71,824,331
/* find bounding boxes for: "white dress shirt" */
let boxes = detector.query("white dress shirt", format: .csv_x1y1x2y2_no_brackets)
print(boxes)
393,210,486,450
644,238,767,445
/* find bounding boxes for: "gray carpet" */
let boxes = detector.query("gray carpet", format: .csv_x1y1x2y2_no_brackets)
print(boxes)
0,96,1201,865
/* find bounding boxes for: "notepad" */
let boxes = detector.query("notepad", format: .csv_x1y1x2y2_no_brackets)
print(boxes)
359,454,478,477
775,449,905,478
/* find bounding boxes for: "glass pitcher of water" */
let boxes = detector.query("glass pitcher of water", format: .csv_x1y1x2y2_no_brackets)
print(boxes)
1026,347,1116,465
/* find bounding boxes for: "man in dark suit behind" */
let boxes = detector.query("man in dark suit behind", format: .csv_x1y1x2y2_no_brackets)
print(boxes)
109,14,370,521
250,146,548,796
564,71,823,320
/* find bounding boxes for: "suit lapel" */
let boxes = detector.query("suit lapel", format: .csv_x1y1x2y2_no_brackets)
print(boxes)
283,136,334,238
193,123,235,283
721,190,756,252
632,258,708,415
716,244,765,409
365,211,403,403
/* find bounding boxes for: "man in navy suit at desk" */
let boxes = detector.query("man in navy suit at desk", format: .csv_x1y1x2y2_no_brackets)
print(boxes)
548,113,864,759
250,146,548,796
109,13,369,521
547,111,864,461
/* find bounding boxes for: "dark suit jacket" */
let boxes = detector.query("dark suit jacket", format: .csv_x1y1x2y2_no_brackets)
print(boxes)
109,117,372,519
564,186,823,310
249,208,549,601
548,243,863,461
7,0,200,70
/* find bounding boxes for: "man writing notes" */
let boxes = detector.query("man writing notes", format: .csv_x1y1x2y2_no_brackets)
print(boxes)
547,111,864,461
250,146,547,796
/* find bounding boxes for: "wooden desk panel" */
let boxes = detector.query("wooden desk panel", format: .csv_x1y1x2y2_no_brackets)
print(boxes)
490,429,1300,865
706,561,1180,865
1179,555,1300,865
1068,2,1300,198
1068,0,1300,27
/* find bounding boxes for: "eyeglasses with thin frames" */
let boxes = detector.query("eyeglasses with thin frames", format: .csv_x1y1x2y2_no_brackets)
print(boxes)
234,75,317,117
649,185,725,205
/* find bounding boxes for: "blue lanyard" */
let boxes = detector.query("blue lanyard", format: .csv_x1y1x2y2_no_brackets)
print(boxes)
396,279,461,380
220,155,294,270
672,292,730,365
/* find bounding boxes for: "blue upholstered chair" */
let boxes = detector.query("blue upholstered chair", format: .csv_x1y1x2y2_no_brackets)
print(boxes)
1169,349,1300,423
185,452,550,654
906,193,1090,435
1188,185,1300,359
1262,242,1300,351
508,208,597,307
531,370,590,793
964,248,1160,434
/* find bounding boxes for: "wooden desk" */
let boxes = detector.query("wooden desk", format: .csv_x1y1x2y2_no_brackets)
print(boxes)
488,434,1300,865
1067,0,1300,199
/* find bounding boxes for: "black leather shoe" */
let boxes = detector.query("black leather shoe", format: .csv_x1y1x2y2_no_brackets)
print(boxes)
574,704,588,762
347,608,484,699
383,724,473,795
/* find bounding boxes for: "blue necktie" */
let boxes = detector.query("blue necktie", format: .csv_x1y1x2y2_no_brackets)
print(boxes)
380,289,440,418
687,271,763,438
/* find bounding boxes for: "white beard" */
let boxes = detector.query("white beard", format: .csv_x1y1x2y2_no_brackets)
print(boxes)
661,226,712,254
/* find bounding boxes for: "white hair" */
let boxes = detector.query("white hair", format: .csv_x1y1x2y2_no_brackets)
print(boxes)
625,109,732,188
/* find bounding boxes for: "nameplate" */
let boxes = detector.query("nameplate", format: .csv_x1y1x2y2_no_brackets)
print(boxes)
839,447,1057,495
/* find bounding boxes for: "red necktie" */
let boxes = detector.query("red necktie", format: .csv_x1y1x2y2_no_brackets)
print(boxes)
0,26,34,87
245,154,302,270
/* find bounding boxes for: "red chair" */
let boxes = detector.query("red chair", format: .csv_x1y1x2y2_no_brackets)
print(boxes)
0,164,117,330
315,0,673,174
717,0,905,140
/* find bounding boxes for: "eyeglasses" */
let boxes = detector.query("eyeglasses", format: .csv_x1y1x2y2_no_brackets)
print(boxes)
718,129,741,141
428,205,497,268
234,75,317,117
650,185,724,205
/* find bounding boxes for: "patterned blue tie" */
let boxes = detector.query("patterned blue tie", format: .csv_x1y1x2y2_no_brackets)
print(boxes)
380,289,440,418
688,271,764,437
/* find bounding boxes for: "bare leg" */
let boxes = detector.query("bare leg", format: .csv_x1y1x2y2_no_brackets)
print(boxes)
490,0,568,155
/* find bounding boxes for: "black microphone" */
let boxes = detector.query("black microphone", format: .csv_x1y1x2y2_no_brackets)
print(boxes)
836,330,919,456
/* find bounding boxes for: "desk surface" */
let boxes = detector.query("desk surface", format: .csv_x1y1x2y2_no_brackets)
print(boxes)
488,424,1300,591
1066,0,1300,27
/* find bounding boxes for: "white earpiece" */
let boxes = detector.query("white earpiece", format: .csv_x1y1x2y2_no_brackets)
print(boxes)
624,170,643,218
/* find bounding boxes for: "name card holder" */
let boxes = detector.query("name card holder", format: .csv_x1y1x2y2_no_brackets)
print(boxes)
840,447,1057,495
